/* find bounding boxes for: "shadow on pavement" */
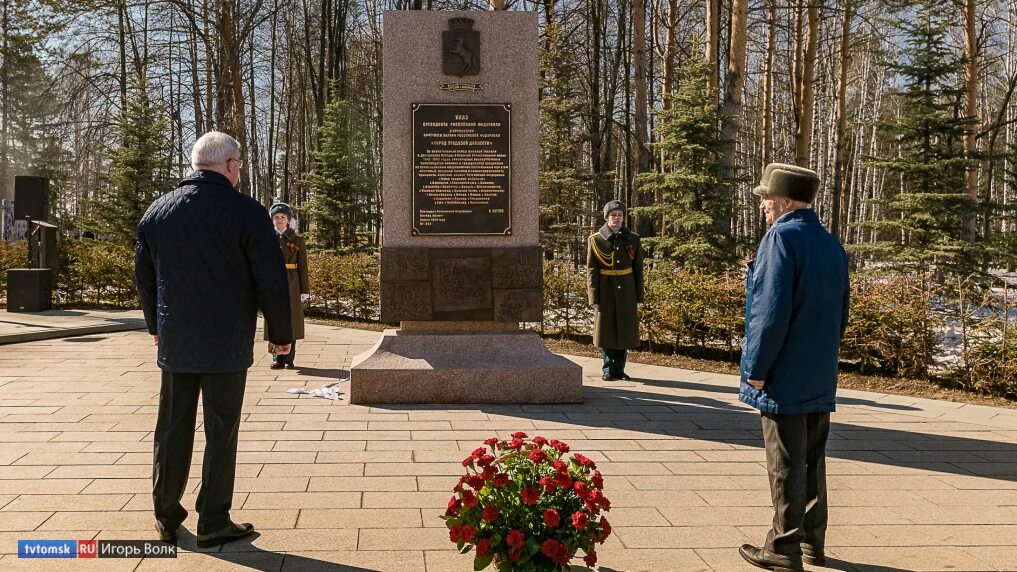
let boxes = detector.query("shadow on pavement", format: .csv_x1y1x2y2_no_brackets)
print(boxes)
165,529,378,571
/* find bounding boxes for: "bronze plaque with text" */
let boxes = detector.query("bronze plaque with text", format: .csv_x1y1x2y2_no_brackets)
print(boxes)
412,103,511,235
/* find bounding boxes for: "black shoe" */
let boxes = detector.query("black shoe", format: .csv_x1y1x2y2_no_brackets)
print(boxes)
802,545,825,566
284,363,295,370
270,362,285,370
602,373,617,381
738,544,804,572
156,526,178,543
617,372,632,380
196,522,254,548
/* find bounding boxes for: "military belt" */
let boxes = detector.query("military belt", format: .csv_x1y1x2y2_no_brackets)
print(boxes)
600,268,632,276
285,264,298,270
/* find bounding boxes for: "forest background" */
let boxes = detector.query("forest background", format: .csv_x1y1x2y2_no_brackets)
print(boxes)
0,0,1014,396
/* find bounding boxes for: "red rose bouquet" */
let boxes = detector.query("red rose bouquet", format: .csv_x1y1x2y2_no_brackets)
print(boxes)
441,433,612,571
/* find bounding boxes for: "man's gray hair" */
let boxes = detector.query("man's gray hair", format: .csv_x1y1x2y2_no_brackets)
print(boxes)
191,131,240,170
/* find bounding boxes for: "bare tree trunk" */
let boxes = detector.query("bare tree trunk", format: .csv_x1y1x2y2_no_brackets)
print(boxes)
761,0,776,168
962,0,979,243
660,0,678,111
795,0,820,167
633,0,652,236
718,0,748,235
489,0,506,8
830,0,852,240
705,0,719,110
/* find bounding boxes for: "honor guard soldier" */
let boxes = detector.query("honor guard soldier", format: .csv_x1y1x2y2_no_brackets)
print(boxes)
587,200,645,381
266,202,309,369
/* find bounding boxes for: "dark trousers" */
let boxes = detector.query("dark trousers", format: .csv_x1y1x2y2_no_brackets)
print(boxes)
760,411,830,556
272,340,297,365
602,348,627,375
153,370,247,535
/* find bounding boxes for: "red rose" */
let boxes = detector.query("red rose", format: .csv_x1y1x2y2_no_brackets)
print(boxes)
556,471,572,490
521,486,540,505
529,449,547,463
484,437,499,446
506,529,525,549
573,454,596,469
583,550,598,567
477,454,495,467
543,508,560,527
571,511,589,529
539,475,557,493
551,460,566,471
460,523,476,543
449,524,462,543
550,439,570,453
493,472,510,488
471,447,486,458
511,431,528,439
594,489,611,510
541,539,560,560
532,436,548,446
592,470,604,489
461,489,478,508
475,538,491,557
481,466,496,481
573,481,591,499
509,437,525,449
467,474,485,491
454,475,466,491
555,543,571,565
461,456,474,467
482,505,499,522
446,496,461,516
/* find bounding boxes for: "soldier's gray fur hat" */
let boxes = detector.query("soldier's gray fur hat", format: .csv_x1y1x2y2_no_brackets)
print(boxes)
753,163,820,204
269,202,294,219
603,200,626,219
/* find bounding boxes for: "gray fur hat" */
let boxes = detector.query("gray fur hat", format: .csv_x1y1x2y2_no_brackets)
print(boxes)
603,200,626,219
269,202,294,220
753,163,820,204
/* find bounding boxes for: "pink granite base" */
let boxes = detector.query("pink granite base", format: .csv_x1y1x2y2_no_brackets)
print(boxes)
349,327,583,404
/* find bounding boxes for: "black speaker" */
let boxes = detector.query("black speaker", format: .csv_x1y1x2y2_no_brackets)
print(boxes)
6,269,53,312
14,176,49,220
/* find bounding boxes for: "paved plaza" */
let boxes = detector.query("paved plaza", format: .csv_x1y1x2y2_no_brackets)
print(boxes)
0,320,1016,571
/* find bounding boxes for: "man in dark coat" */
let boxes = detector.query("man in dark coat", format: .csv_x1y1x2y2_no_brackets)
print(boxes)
587,200,644,381
737,163,850,572
266,202,309,369
135,131,293,548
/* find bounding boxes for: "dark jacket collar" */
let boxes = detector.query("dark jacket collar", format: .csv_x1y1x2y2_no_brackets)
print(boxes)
773,208,818,226
278,227,297,240
181,170,236,190
599,224,629,241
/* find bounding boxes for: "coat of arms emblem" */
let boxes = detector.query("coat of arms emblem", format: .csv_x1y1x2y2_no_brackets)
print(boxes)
443,17,480,77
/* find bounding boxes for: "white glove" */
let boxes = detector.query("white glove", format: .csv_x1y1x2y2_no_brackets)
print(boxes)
300,293,310,302
637,303,644,309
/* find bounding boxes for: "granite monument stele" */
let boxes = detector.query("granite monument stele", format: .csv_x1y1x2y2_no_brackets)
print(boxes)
348,10,583,404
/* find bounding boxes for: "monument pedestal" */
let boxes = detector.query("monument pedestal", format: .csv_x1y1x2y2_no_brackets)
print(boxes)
349,321,583,404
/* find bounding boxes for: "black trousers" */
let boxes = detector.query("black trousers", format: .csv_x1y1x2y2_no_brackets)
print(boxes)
760,411,830,556
153,370,247,535
602,348,627,375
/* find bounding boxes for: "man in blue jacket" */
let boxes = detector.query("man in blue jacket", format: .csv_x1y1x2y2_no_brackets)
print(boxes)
135,132,293,548
738,163,850,572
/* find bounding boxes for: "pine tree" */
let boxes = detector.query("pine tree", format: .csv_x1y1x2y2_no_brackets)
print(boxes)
633,52,732,270
857,0,977,275
538,16,591,262
303,95,376,250
83,76,170,243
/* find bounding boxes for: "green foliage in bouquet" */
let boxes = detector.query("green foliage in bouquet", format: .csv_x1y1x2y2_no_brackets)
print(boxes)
441,433,611,571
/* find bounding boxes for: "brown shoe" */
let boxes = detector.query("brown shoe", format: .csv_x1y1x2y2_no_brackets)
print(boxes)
196,521,254,548
802,544,825,566
738,544,804,571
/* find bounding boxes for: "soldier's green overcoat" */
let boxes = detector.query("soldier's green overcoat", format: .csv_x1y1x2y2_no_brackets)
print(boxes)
264,229,309,341
586,224,644,350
